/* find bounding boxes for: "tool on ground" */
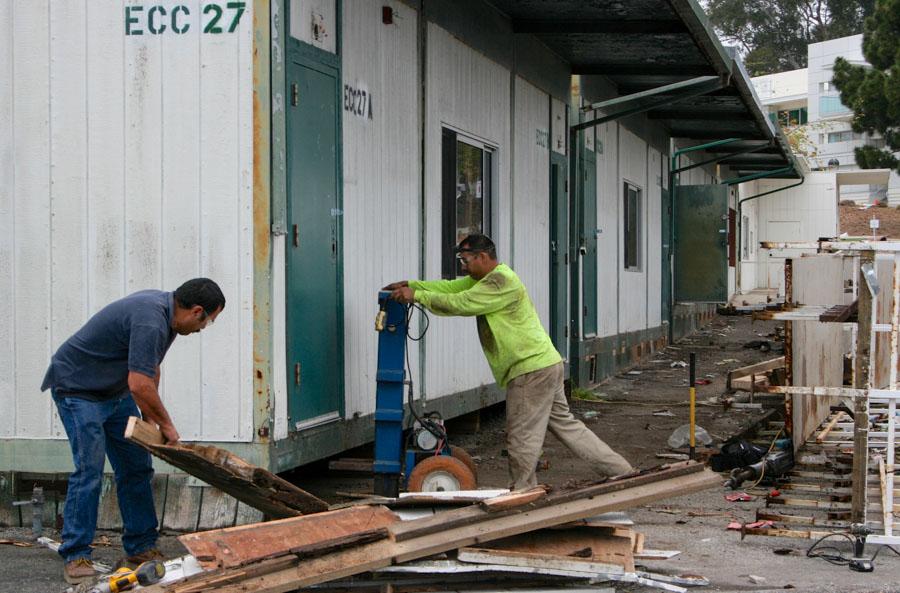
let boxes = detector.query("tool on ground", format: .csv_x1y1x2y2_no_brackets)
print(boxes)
372,291,477,497
689,353,696,460
724,447,793,489
88,560,165,593
12,485,44,537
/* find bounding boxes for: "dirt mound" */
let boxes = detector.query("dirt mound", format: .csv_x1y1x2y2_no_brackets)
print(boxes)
840,203,900,238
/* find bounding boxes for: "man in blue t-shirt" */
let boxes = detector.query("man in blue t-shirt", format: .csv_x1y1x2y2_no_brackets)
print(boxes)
41,278,225,584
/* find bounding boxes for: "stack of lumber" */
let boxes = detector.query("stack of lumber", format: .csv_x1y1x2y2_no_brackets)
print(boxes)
135,462,719,593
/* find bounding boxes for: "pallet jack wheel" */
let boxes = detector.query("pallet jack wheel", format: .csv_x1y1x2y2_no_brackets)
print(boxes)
449,445,477,479
407,455,477,492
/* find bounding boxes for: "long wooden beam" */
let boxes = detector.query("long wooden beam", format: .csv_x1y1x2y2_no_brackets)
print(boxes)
145,465,720,593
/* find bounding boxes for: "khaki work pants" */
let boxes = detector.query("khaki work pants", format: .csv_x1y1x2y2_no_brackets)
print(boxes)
505,361,633,490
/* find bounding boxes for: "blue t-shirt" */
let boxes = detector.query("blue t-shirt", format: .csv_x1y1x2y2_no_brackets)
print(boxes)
41,290,177,400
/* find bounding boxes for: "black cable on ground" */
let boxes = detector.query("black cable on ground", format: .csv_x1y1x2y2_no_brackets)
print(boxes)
807,532,900,567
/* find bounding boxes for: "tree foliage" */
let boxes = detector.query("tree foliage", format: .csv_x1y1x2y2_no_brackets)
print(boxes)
832,0,900,174
705,0,875,75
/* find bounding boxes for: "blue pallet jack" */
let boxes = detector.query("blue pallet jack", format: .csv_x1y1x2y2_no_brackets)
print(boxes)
372,291,477,497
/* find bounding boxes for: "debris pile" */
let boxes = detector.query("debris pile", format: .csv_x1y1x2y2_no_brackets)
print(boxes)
133,463,719,593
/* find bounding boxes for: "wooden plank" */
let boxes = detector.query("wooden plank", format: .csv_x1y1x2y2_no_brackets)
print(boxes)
816,412,846,443
197,487,239,531
457,547,626,575
634,549,680,560
235,502,265,526
727,357,785,392
96,475,122,531
743,527,836,540
392,463,702,543
481,487,547,511
125,417,328,517
485,528,635,572
162,475,202,533
179,505,399,569
144,467,721,593
756,510,852,529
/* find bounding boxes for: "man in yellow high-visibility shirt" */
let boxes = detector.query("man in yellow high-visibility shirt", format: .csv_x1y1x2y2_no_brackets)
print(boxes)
387,234,633,489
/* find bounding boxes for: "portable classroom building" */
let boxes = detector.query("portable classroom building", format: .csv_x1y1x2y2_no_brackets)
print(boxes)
1,0,798,525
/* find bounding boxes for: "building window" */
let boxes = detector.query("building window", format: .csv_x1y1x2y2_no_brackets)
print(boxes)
820,95,849,116
776,108,807,126
827,130,856,143
623,182,642,271
819,81,835,93
442,128,494,278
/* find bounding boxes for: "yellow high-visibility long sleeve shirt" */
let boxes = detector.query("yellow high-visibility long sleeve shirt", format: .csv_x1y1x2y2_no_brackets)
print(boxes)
409,264,561,387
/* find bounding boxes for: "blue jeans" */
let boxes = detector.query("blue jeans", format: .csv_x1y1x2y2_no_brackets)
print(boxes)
52,391,158,561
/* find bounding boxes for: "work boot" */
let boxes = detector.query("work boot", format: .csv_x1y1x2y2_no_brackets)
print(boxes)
63,558,98,584
115,547,165,570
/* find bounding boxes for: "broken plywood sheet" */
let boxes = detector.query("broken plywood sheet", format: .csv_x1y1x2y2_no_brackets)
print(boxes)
180,505,399,569
142,463,720,593
125,417,328,518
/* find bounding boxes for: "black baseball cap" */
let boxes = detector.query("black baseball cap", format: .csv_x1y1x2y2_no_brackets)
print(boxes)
455,234,495,254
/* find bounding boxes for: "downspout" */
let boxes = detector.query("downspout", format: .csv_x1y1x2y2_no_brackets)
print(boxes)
667,137,742,342
735,174,805,293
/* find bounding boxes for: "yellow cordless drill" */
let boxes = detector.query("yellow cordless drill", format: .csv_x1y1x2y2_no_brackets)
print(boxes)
90,560,165,593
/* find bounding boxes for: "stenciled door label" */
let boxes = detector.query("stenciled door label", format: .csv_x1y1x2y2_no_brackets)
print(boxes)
343,84,373,120
125,2,247,36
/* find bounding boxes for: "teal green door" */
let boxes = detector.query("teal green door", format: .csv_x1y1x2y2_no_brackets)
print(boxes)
579,145,598,337
549,152,568,354
674,185,728,302
661,188,671,323
286,57,343,427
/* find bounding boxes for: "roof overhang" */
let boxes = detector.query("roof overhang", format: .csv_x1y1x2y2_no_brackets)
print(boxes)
836,170,892,188
488,0,802,179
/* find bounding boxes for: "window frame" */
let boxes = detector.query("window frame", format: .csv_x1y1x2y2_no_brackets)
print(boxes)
623,181,643,272
441,128,496,279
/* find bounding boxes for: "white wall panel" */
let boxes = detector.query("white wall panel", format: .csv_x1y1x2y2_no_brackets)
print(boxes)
512,77,551,331
646,148,662,327
341,1,420,417
752,173,838,293
159,0,203,435
596,122,619,337
49,0,89,439
11,0,53,439
0,0,16,437
3,1,254,441
618,127,648,333
424,24,510,398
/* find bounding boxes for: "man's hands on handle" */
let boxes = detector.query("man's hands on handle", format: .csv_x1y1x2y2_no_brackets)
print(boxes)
128,371,181,445
383,281,415,304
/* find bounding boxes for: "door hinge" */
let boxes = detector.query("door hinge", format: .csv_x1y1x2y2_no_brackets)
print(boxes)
292,224,299,247
583,305,588,317
294,362,301,386
564,326,569,338
291,83,299,106
565,253,569,265
565,179,568,193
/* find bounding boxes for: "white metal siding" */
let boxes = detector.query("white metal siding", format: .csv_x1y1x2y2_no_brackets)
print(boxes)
512,77,551,332
618,127,648,333
596,122,619,338
1,0,254,441
423,24,510,398
341,1,420,418
646,148,662,328
752,173,838,294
